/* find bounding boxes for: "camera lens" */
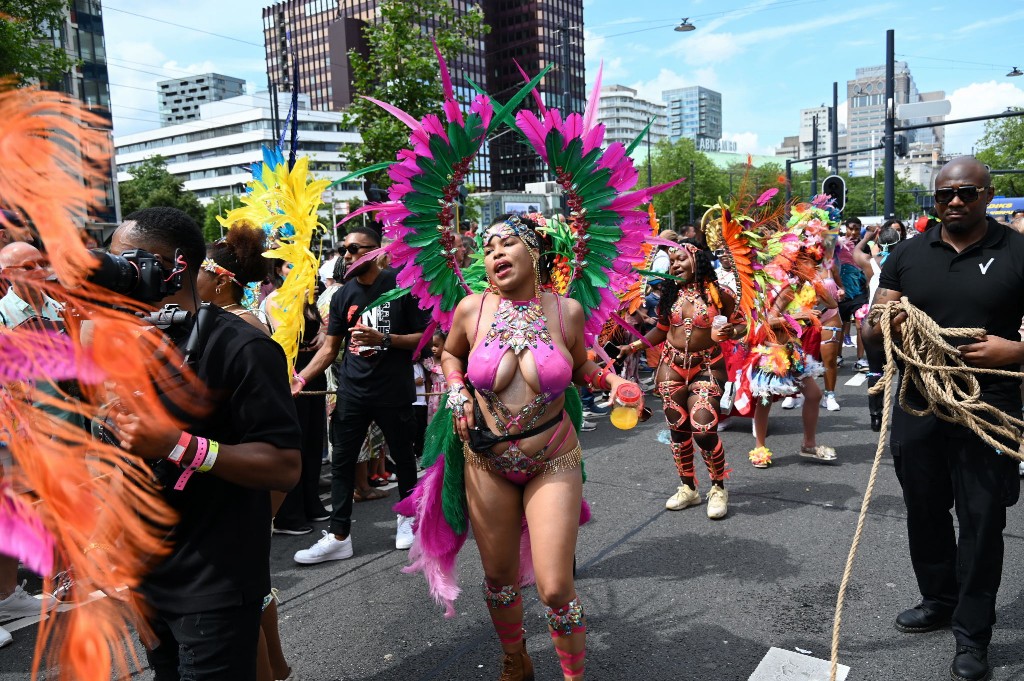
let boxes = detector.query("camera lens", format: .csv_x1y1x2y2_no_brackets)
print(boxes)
88,250,140,295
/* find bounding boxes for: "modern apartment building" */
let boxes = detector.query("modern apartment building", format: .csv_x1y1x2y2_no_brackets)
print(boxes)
596,84,668,152
663,86,724,150
158,74,245,127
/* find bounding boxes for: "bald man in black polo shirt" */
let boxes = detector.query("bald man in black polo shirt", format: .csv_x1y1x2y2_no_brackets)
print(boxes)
864,157,1024,681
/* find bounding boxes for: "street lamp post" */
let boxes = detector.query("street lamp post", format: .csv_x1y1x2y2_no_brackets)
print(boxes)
688,160,695,224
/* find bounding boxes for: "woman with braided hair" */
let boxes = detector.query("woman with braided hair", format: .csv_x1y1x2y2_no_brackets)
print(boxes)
620,243,746,519
442,214,640,680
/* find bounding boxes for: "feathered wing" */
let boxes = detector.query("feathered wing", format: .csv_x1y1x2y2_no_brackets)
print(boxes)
0,86,184,681
512,65,682,346
220,150,329,378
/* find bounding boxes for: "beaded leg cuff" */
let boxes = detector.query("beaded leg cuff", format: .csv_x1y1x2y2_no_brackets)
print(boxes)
545,597,586,637
483,581,521,609
670,437,695,480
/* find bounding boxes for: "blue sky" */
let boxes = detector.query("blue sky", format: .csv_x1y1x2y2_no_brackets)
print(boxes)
105,0,1024,156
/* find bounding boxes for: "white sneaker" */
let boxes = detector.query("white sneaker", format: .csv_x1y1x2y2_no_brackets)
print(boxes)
781,395,804,410
294,530,353,564
665,485,701,510
0,625,10,648
706,485,728,520
822,392,840,412
0,582,58,622
1019,461,1024,477
580,420,597,432
396,514,415,550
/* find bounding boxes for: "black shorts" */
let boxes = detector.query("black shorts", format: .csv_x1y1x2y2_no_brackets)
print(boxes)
838,292,868,324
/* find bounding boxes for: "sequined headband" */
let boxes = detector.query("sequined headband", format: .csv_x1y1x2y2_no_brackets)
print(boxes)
201,258,241,286
483,215,540,251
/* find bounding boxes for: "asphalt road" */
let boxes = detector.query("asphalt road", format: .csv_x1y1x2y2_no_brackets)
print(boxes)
4,358,1024,680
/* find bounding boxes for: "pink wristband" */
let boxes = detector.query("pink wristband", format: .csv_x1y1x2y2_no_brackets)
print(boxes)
167,431,193,466
173,437,208,491
293,373,307,386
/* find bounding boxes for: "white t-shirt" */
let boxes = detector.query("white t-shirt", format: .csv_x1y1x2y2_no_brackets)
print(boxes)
319,256,339,284
652,250,670,274
412,362,427,406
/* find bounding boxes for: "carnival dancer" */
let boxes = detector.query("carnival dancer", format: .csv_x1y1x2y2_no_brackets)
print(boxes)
620,243,745,517
745,198,840,469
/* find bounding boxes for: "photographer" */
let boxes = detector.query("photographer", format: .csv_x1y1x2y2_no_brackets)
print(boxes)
105,207,301,681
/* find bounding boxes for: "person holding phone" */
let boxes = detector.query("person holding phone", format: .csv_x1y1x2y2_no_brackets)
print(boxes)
619,243,745,519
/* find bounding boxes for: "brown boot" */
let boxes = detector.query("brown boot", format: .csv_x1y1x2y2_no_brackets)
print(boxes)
498,640,535,681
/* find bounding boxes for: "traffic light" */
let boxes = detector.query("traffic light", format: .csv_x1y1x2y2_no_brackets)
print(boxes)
822,175,846,212
894,133,909,158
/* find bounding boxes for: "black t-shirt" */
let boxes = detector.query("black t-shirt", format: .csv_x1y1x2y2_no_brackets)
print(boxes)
326,268,428,405
879,218,1024,424
140,306,301,614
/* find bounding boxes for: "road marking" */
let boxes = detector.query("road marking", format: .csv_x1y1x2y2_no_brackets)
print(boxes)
844,373,867,387
748,647,849,680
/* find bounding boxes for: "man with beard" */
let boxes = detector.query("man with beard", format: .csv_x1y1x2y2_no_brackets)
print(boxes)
864,157,1024,681
291,226,427,560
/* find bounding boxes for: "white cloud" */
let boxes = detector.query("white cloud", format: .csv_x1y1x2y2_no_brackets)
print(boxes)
628,67,719,105
955,8,1024,35
722,131,776,156
946,81,1024,155
837,100,848,132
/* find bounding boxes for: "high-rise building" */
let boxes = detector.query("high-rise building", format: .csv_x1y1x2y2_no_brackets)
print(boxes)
846,62,944,178
482,0,585,191
596,84,667,153
158,74,246,127
261,0,586,192
45,0,119,225
663,86,724,152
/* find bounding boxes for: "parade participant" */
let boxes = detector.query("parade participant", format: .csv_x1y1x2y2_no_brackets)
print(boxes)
620,243,745,518
863,157,1024,681
442,214,643,680
108,207,302,681
813,260,843,412
745,198,839,469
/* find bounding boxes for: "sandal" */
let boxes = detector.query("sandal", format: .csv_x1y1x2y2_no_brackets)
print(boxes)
799,445,837,463
749,446,772,469
368,475,389,488
353,488,389,502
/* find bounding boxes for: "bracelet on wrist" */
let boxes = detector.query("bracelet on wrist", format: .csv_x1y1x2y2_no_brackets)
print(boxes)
167,431,193,466
293,373,307,386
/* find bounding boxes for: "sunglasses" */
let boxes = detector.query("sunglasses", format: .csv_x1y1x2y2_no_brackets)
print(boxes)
4,260,49,271
343,243,374,255
934,185,988,204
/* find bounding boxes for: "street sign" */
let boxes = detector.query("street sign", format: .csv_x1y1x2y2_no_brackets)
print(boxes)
896,99,951,119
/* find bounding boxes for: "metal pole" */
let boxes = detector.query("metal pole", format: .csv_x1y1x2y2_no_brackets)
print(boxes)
811,114,819,195
560,18,570,113
884,28,896,218
831,81,839,174
786,159,793,204
646,126,652,188
688,160,695,224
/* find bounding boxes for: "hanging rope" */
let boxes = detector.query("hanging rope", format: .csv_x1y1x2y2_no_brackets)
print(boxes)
830,297,1024,681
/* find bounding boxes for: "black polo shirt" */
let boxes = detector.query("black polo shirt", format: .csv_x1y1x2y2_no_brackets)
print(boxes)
879,217,1024,423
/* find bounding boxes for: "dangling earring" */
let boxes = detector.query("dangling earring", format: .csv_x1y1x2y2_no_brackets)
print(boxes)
530,251,542,300
215,286,222,295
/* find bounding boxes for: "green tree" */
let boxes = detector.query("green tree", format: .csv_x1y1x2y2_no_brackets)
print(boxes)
643,138,728,227
340,0,489,188
203,195,236,242
0,0,77,86
118,155,205,227
975,107,1024,197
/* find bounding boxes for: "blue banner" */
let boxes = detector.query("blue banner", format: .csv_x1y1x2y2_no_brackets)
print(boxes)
988,197,1024,222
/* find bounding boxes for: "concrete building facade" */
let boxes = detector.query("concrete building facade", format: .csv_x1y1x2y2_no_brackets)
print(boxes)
597,84,667,151
158,74,246,127
114,92,362,206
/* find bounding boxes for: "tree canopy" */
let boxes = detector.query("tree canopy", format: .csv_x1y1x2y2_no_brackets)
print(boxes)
0,1,77,86
975,107,1024,197
643,138,729,227
118,156,205,228
340,0,489,188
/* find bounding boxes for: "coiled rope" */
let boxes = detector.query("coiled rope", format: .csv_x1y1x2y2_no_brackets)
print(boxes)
830,297,1024,681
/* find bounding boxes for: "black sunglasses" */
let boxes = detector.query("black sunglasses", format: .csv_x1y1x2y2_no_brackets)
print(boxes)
934,185,987,204
343,243,374,255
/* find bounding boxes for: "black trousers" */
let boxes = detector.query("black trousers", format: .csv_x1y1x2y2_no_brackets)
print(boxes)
146,601,262,681
328,396,417,537
276,352,329,528
412,404,427,461
892,411,1020,648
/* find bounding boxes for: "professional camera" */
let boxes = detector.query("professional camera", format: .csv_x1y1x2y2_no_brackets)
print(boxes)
89,248,183,303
